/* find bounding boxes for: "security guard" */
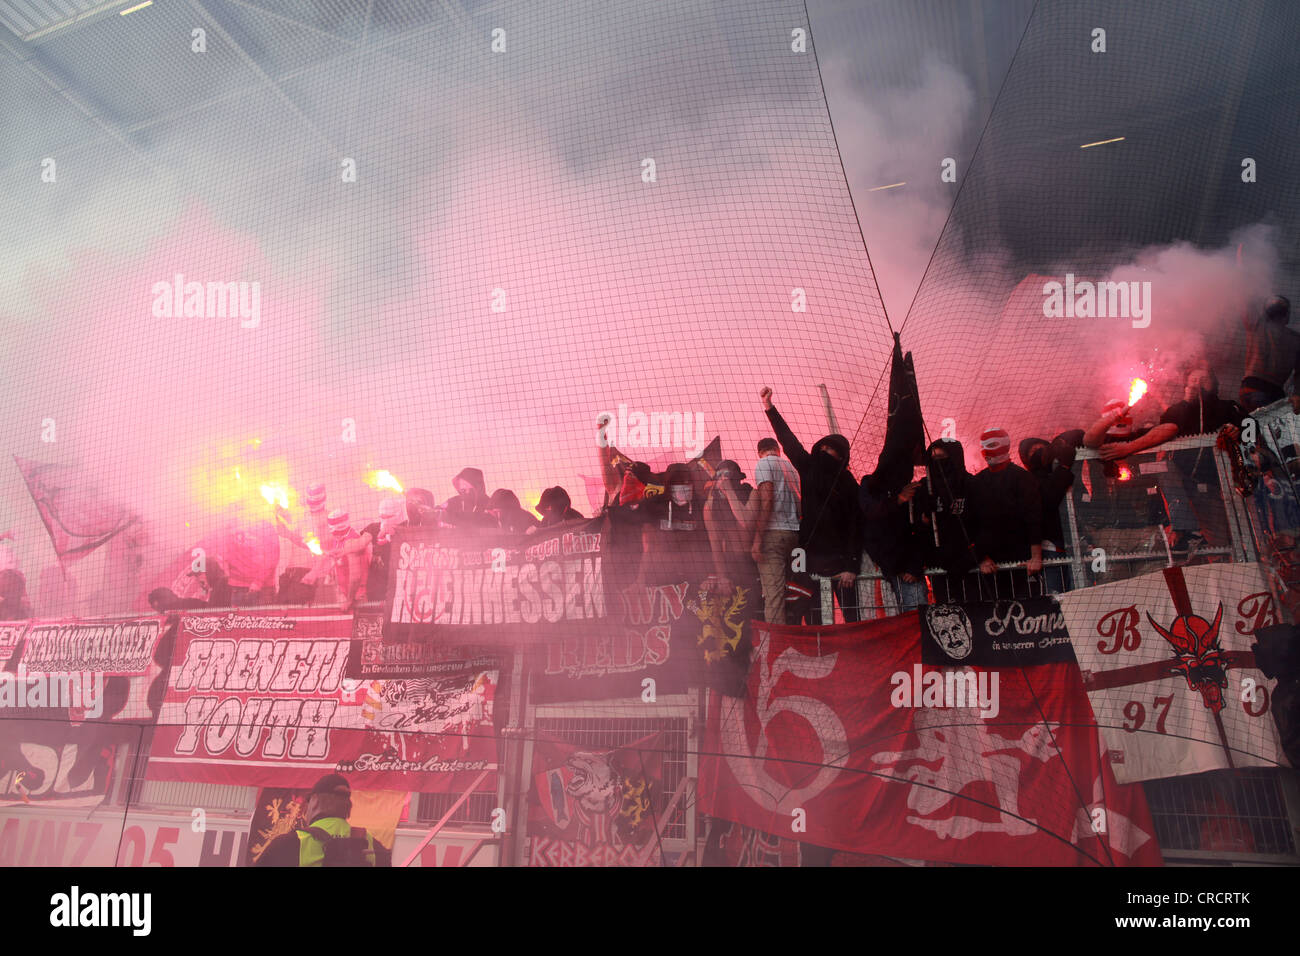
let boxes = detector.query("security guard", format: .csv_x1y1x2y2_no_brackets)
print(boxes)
255,774,392,867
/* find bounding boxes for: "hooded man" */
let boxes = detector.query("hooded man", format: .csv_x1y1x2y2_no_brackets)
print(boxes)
860,465,927,615
535,487,584,528
968,427,1043,600
488,489,540,535
1018,432,1079,592
917,438,977,602
404,488,437,528
442,467,495,529
761,387,864,623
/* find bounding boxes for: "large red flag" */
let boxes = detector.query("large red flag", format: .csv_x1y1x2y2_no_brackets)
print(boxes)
13,456,139,564
700,615,1162,866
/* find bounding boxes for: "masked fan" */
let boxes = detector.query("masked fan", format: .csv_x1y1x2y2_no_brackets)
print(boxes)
1018,431,1081,593
488,489,540,535
967,427,1043,601
760,387,863,624
915,438,977,603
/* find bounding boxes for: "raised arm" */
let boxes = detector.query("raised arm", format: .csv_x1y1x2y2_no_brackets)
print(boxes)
597,415,623,502
761,388,810,469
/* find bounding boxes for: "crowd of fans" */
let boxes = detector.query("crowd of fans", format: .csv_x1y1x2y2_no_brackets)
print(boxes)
3,298,1294,625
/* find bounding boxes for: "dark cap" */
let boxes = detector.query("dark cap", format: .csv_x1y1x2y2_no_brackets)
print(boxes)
311,773,351,797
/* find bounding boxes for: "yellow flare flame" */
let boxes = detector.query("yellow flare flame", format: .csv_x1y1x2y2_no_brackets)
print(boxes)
260,484,289,509
1128,378,1148,407
306,536,323,556
366,469,404,493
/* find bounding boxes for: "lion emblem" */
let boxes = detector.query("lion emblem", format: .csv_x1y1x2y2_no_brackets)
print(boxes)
691,585,749,663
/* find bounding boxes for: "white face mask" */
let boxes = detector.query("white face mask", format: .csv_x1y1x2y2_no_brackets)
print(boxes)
669,484,692,507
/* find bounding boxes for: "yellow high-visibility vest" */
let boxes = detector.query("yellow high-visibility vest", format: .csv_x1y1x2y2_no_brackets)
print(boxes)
296,817,377,867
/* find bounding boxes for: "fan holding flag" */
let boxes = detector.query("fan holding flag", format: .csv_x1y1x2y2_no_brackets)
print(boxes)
861,333,929,613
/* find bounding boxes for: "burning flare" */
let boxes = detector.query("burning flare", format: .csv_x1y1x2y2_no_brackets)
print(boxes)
366,470,404,493
1128,378,1148,407
260,483,289,509
1117,463,1133,482
306,536,323,556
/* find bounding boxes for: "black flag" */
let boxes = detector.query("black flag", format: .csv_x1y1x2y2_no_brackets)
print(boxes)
871,333,925,494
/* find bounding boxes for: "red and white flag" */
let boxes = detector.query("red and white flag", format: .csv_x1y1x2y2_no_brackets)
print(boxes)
1057,562,1288,783
700,616,1161,866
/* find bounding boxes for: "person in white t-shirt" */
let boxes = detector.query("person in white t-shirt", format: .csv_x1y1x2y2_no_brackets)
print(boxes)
751,437,801,623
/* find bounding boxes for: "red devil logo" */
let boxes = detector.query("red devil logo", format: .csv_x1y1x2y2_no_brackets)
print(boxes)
1146,604,1228,712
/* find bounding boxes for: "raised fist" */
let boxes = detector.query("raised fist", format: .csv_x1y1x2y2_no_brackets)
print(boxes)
760,387,773,410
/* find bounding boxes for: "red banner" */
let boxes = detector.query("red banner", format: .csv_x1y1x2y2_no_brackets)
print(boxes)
700,615,1162,866
148,608,497,792
527,732,663,866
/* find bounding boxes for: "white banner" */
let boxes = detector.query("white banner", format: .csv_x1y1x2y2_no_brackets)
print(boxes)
1057,562,1288,783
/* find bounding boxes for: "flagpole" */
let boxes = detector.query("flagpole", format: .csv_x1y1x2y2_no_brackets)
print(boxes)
817,384,839,434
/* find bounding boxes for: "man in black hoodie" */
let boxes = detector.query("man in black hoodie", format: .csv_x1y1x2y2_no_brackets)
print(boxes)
860,471,927,614
535,486,584,527
442,467,495,529
488,489,541,535
917,438,978,603
1018,432,1080,593
761,387,864,623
